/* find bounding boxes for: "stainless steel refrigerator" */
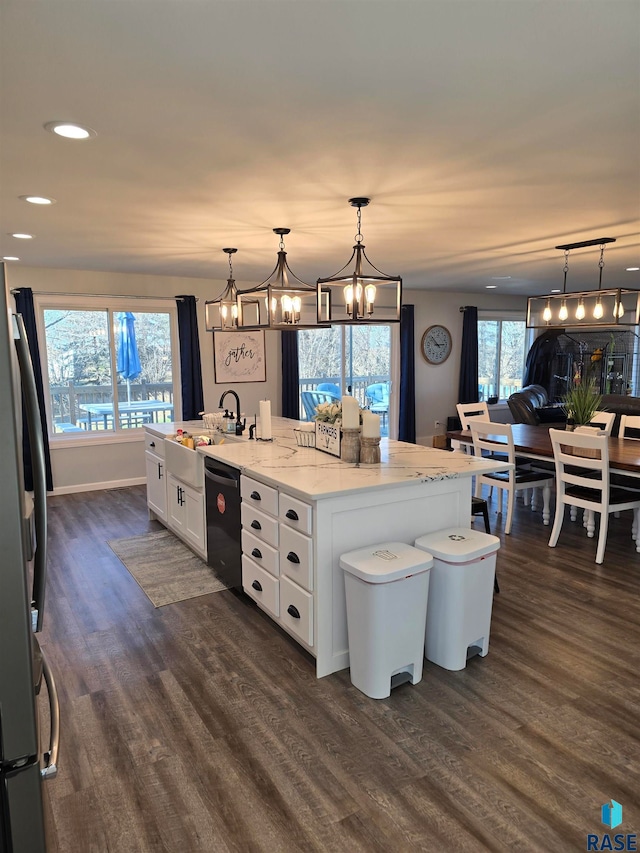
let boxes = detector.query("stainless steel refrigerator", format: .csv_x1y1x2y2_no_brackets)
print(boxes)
1,268,60,852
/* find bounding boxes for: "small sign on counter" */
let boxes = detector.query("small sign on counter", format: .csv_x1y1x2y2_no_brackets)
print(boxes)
315,421,341,457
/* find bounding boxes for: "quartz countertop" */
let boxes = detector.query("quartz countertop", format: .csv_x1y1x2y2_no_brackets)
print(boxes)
147,417,511,501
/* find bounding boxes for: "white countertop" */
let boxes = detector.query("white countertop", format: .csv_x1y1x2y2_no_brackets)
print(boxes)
147,418,511,501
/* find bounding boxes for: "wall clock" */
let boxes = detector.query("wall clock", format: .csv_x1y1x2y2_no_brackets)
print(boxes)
421,324,452,365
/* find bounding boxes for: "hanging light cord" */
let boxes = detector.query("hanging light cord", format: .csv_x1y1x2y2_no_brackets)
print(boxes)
228,252,234,279
279,233,286,252
562,249,569,293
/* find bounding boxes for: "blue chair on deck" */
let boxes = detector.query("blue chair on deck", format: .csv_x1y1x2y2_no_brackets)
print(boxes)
365,383,390,427
301,390,340,421
317,383,341,399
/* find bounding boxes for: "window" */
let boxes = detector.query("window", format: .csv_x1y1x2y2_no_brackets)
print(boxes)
478,318,527,401
38,297,179,438
297,324,392,434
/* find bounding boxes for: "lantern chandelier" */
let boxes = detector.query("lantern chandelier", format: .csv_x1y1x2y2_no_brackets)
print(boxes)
526,237,640,329
316,198,402,324
204,248,240,332
237,228,330,331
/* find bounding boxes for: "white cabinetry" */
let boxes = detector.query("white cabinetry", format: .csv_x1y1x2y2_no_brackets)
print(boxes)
241,475,315,652
145,433,166,522
145,429,206,560
166,473,206,558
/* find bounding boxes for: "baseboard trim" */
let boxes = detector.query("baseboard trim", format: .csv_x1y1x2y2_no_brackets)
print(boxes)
52,477,146,496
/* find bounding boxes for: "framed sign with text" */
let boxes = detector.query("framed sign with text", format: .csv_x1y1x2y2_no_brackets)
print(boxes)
213,330,266,384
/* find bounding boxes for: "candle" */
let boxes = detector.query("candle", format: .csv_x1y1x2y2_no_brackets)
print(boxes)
259,399,272,440
362,411,380,438
341,395,360,430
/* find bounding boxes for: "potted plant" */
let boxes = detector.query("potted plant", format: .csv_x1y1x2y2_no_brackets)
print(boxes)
562,378,603,429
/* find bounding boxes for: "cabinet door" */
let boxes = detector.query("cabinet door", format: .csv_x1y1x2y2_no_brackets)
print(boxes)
184,485,205,554
145,451,167,521
167,473,186,533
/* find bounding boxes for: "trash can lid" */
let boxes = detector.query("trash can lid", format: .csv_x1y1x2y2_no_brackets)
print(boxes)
414,527,500,563
339,542,433,583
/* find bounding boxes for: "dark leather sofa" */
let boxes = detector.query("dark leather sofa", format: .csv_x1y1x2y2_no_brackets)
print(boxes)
508,385,567,426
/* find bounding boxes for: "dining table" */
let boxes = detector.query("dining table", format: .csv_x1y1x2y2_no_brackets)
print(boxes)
80,400,174,430
447,422,640,479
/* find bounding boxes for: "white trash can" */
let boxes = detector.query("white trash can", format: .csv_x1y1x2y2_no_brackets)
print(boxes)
339,542,433,699
414,527,500,672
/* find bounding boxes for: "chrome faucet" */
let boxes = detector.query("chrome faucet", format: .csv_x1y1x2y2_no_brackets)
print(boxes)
219,389,241,421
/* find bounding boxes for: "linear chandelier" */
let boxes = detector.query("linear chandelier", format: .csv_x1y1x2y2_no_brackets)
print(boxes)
204,248,240,332
316,198,402,324
526,237,640,329
237,228,330,331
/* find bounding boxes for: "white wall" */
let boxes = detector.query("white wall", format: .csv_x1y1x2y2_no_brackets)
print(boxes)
405,288,526,445
6,265,281,492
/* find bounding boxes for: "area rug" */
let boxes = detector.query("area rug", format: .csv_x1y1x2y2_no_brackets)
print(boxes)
108,529,230,607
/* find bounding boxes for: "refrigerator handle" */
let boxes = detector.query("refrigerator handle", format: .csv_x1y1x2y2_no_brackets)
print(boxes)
40,650,60,779
13,313,48,633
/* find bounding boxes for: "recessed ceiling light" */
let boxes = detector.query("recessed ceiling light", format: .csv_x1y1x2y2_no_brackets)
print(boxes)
490,276,512,280
627,267,640,272
10,233,34,239
3,256,20,261
43,121,96,140
486,285,497,289
19,195,56,205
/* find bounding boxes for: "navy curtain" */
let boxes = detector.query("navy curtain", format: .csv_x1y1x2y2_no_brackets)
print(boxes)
13,288,54,491
281,331,299,419
176,295,204,420
398,304,416,443
458,306,479,404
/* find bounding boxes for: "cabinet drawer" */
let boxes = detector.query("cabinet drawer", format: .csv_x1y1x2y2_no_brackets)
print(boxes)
241,529,279,577
279,493,313,535
280,576,313,647
243,556,280,618
241,503,279,548
145,433,165,457
279,525,313,591
241,476,278,516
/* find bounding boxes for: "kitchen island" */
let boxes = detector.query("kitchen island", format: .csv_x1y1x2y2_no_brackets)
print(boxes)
145,418,510,677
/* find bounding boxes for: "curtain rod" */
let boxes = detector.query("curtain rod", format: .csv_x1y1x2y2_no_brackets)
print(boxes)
9,289,197,302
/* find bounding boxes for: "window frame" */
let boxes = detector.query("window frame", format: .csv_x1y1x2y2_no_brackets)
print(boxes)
477,311,528,403
35,294,181,445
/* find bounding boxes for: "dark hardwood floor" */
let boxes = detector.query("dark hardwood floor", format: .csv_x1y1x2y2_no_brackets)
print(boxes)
39,486,640,852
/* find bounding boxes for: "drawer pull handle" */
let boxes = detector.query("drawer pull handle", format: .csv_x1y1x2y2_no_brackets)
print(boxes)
251,580,263,592
286,551,300,564
287,605,300,619
285,509,299,521
149,441,155,447
250,491,261,501
250,520,262,531
251,548,262,559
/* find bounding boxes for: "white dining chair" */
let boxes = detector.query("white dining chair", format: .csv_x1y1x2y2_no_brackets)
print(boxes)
470,421,553,535
548,428,640,564
588,410,616,436
619,414,640,439
454,403,490,454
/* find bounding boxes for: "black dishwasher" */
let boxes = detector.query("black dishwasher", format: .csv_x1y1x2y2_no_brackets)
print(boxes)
204,457,242,588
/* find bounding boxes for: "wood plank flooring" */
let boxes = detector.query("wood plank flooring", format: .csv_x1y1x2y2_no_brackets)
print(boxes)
39,486,640,852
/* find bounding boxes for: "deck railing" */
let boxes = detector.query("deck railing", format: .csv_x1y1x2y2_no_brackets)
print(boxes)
49,382,174,427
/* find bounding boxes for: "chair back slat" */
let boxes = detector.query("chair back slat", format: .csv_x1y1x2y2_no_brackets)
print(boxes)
470,421,515,465
620,414,640,440
457,402,490,430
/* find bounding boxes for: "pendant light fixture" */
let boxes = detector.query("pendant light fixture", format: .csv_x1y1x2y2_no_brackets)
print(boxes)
526,237,640,328
205,248,240,332
316,198,402,324
237,228,329,330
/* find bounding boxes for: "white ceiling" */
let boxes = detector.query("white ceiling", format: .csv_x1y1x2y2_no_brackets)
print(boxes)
1,0,639,296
